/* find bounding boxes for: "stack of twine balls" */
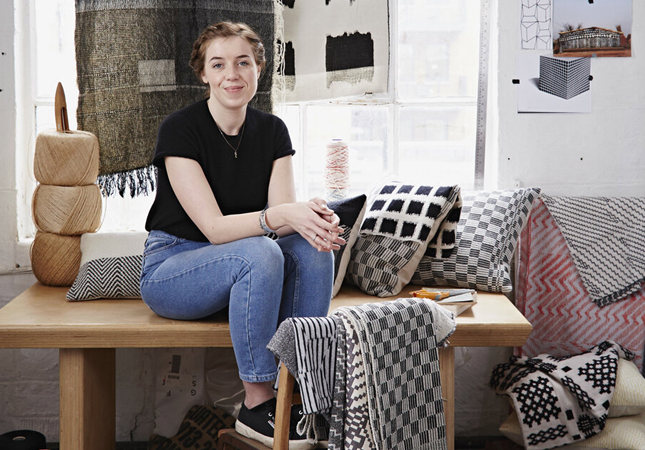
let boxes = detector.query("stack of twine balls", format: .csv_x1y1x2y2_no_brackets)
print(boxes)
31,128,102,286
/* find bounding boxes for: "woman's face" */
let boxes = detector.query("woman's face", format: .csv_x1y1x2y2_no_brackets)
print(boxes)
201,36,261,112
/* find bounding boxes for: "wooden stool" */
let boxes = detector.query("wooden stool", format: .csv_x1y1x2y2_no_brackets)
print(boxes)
218,364,299,450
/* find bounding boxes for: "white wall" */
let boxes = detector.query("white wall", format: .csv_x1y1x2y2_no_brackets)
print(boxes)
496,1,645,197
1,0,644,443
452,0,645,436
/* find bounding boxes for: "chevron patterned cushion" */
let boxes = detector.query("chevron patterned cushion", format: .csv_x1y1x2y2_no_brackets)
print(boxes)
67,232,148,301
412,188,540,293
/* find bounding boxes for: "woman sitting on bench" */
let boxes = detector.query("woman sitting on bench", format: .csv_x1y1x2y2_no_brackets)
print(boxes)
140,21,345,450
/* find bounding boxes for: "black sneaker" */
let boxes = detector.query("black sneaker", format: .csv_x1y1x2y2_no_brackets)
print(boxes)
235,398,316,450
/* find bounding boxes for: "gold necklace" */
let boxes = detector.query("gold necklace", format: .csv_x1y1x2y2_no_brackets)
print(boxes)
216,121,246,159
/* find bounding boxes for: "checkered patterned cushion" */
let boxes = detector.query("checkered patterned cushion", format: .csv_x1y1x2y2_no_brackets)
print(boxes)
347,183,461,297
412,188,540,293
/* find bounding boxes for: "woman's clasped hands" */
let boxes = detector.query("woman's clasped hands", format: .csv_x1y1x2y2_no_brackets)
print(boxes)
284,198,346,252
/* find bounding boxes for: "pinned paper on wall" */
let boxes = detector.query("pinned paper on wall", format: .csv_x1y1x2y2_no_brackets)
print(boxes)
520,0,553,50
552,0,633,57
516,52,592,113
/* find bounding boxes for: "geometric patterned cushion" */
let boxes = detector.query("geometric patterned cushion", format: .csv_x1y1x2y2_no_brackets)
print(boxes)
66,232,147,301
412,188,541,293
327,195,368,298
66,255,142,301
347,183,461,297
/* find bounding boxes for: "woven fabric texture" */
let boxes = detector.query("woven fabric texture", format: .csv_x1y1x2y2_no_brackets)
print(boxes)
75,0,276,196
541,195,645,307
347,184,461,297
412,188,540,293
491,341,634,450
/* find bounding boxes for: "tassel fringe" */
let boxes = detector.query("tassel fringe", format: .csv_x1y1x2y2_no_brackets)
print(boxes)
98,166,157,198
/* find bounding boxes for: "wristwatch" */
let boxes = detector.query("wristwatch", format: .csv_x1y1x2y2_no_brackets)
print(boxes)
259,207,276,234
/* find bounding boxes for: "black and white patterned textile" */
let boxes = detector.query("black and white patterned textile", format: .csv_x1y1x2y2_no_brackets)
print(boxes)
278,0,389,102
268,298,455,450
347,184,461,297
268,316,338,416
67,232,147,301
360,183,461,249
412,188,540,293
541,196,645,307
490,341,634,450
329,312,379,450
332,299,454,450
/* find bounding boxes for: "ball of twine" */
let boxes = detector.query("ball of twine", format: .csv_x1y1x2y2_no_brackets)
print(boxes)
34,130,99,186
30,231,81,286
32,184,102,235
324,139,350,200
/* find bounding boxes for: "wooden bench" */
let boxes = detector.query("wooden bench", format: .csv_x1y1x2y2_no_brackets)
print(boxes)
0,283,532,450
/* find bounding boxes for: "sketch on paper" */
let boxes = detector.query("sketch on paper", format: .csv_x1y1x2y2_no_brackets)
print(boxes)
520,0,553,50
553,0,632,57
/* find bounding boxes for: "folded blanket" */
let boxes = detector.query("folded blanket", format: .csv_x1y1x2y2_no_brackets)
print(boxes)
490,341,634,450
542,196,645,307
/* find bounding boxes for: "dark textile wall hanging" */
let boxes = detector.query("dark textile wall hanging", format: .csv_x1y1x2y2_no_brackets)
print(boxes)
75,0,275,197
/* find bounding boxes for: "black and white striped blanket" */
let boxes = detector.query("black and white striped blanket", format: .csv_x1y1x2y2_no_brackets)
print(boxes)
490,341,634,450
542,196,645,307
268,298,456,450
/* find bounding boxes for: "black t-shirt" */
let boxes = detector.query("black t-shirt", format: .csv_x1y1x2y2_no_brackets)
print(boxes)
145,100,295,242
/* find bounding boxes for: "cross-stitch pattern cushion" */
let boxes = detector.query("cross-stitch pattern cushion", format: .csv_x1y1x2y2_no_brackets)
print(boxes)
327,194,368,298
500,409,645,450
346,183,462,297
66,231,147,301
412,188,540,293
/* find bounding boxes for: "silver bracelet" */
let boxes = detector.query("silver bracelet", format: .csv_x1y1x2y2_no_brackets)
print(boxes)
259,207,276,234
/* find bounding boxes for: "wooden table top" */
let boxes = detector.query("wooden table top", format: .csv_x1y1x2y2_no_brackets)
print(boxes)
0,283,531,349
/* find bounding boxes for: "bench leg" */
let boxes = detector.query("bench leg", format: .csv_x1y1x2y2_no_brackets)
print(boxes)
59,348,116,450
439,346,455,450
273,364,295,450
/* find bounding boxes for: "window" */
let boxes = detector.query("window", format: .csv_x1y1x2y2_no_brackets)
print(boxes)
19,0,486,238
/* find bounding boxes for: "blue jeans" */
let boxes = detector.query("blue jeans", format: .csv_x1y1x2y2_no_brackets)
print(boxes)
140,230,334,383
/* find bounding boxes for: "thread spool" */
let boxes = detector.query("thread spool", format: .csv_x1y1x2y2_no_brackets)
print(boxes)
324,139,350,201
32,184,102,235
34,129,99,186
31,231,81,287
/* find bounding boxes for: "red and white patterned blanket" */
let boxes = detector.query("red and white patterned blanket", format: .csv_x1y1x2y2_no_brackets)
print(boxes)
515,198,645,371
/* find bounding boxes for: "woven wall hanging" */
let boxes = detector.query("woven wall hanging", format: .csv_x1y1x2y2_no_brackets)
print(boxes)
75,0,276,197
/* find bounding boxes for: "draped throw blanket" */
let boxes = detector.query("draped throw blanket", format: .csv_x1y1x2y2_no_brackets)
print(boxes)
541,196,645,307
75,0,276,196
491,341,634,450
268,298,455,450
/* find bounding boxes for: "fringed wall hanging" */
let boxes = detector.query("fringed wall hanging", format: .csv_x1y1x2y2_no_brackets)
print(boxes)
276,0,389,102
75,0,277,197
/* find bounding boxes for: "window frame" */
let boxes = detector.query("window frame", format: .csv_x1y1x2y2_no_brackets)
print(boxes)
11,0,491,244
